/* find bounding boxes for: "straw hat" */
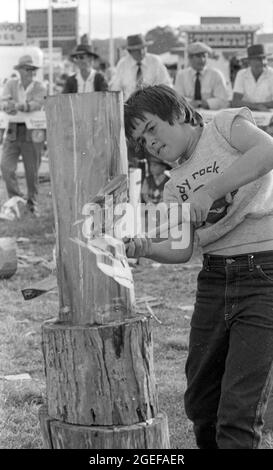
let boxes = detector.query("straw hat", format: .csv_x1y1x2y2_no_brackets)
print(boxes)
14,55,40,70
126,34,153,50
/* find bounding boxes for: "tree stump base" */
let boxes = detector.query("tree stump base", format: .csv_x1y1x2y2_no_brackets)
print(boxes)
39,405,170,449
42,317,160,426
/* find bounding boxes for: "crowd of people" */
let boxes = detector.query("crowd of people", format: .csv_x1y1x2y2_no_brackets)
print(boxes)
2,35,273,214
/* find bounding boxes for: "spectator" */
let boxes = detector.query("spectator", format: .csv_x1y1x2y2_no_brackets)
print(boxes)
110,33,172,101
141,155,171,204
111,33,172,178
232,44,273,111
54,73,69,94
63,44,108,93
229,56,242,87
174,42,229,110
0,55,46,216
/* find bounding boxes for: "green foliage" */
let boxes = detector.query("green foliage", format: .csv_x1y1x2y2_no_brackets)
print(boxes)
146,25,183,54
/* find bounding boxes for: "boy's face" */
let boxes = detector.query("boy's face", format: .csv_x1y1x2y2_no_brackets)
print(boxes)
132,112,190,163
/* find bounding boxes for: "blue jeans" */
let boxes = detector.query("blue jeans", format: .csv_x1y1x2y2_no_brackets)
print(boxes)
184,251,273,449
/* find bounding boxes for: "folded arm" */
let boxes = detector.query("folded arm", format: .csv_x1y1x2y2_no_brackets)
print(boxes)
232,92,273,111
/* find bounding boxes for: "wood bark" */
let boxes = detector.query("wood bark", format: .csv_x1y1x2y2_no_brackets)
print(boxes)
45,93,134,325
39,405,170,449
41,92,170,448
42,317,158,426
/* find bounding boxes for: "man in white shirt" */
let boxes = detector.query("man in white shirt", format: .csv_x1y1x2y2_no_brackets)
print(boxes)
110,34,172,101
174,42,229,110
0,55,46,216
63,44,108,93
232,44,273,111
111,34,173,175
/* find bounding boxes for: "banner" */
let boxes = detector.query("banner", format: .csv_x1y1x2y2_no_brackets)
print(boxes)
0,23,26,46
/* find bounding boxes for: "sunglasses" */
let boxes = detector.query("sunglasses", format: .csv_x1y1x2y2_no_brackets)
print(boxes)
22,67,36,72
74,54,88,60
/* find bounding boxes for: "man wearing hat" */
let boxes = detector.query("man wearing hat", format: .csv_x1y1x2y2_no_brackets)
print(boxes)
175,41,229,110
110,34,172,179
232,44,273,111
63,44,108,93
0,55,46,216
110,34,172,101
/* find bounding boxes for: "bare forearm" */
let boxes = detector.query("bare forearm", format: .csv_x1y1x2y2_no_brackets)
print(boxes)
204,145,273,200
146,225,194,264
232,98,272,110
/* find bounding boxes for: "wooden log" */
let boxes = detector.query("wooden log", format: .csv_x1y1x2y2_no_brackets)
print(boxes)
264,393,273,431
45,92,134,325
0,237,17,279
38,405,54,449
40,407,169,449
42,317,158,426
42,92,170,449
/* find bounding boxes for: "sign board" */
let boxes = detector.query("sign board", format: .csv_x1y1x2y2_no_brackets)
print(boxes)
43,47,63,66
0,23,26,46
51,0,78,5
26,8,78,39
188,31,254,48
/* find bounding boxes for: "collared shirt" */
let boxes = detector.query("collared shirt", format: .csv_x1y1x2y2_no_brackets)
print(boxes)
174,66,230,110
110,52,172,101
233,66,273,102
76,69,96,93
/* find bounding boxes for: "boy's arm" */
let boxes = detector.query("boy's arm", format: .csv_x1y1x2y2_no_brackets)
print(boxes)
125,223,194,264
204,116,273,200
188,116,273,225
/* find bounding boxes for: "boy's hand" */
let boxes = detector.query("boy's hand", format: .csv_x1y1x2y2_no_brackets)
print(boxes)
123,236,152,259
189,190,235,227
188,189,214,227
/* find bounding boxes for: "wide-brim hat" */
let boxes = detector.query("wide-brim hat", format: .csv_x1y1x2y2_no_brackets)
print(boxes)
126,34,153,50
14,54,40,70
70,44,99,59
187,42,212,56
246,44,270,60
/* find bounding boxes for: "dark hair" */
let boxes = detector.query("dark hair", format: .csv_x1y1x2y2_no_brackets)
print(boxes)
124,84,203,144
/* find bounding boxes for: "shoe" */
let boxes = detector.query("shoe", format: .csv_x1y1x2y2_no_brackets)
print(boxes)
27,201,40,218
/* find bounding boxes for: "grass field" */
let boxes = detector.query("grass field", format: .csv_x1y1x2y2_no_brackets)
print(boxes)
0,174,272,449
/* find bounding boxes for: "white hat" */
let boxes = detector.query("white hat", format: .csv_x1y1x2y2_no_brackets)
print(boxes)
14,55,40,70
187,42,212,56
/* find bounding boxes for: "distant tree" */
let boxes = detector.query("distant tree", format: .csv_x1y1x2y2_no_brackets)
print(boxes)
145,26,182,54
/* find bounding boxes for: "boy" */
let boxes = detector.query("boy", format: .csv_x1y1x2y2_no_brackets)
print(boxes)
124,84,273,449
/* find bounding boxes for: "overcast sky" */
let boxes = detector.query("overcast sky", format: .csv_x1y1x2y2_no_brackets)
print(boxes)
2,0,273,39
